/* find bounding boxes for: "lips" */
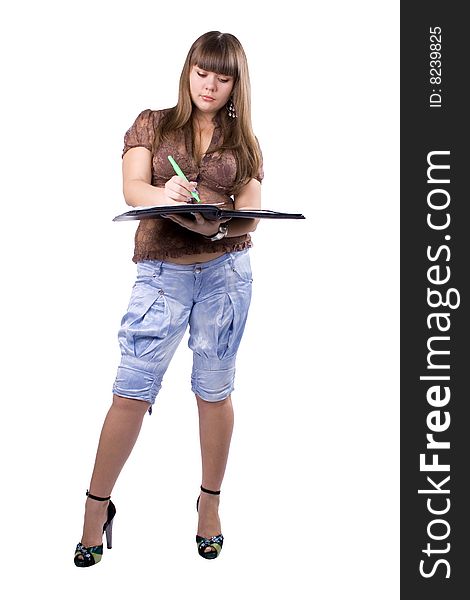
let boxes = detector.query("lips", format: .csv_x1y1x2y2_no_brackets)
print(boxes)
201,95,215,101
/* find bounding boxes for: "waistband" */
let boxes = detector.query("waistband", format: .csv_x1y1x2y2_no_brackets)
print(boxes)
138,248,249,272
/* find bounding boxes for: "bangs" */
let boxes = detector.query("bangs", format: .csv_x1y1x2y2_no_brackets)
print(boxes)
192,40,239,78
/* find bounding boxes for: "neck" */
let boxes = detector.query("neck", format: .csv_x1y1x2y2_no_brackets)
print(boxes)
193,109,217,128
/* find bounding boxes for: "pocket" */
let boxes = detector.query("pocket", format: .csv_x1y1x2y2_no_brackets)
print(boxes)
216,293,235,360
229,252,253,284
119,283,171,359
136,261,162,284
215,287,253,360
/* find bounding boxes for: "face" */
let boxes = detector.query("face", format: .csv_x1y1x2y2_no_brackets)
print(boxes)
189,65,234,118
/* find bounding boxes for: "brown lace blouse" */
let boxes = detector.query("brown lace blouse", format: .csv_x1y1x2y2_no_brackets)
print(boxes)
122,108,264,262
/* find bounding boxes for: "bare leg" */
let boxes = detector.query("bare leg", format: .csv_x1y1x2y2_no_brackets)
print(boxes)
196,394,234,551
79,394,150,547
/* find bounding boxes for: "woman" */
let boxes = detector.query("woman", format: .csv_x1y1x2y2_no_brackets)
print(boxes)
74,30,263,567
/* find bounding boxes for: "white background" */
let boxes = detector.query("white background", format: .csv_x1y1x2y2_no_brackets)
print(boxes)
0,1,399,598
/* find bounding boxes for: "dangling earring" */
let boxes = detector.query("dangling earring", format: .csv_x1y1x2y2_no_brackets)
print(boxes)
226,97,237,118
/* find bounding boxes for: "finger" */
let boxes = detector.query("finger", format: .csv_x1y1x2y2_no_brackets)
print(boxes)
167,187,192,202
186,180,199,193
171,175,189,187
172,176,198,194
169,214,193,228
167,179,194,200
186,183,199,199
175,184,196,200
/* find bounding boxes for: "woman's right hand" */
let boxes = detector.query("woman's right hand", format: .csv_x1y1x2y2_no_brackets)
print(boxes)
164,175,198,203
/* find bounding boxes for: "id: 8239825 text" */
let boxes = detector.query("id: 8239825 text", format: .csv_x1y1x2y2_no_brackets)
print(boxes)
429,26,442,109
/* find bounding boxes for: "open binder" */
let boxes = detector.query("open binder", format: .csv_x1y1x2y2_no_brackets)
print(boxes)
113,204,305,222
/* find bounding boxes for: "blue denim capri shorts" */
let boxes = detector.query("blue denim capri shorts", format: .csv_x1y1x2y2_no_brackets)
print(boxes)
112,249,253,412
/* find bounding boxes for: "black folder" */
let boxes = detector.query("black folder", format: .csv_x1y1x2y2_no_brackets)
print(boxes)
113,204,305,222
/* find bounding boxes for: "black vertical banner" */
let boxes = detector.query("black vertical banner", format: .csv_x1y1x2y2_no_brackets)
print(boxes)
401,3,468,597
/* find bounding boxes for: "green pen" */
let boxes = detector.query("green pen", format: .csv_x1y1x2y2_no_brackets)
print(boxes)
167,155,201,203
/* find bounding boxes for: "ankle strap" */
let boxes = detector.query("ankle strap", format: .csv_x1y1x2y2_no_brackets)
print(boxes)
86,489,111,501
200,485,220,495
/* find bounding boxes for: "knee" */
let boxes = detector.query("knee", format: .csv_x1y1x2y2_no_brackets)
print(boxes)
112,394,151,414
196,393,231,406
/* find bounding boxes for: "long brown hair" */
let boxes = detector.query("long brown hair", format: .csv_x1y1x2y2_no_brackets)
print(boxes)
151,31,262,194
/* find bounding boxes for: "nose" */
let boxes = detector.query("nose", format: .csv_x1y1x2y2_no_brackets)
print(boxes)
204,75,217,91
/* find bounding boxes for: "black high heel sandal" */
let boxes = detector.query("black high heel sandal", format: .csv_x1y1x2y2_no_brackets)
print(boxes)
74,490,116,567
196,485,224,560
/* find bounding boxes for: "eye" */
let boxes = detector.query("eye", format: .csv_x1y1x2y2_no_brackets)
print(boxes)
218,77,230,83
197,71,207,77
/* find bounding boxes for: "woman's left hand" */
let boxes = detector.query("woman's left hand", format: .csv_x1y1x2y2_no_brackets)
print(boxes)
163,212,231,236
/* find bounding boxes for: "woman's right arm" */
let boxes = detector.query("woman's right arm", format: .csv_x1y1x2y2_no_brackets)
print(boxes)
122,147,198,207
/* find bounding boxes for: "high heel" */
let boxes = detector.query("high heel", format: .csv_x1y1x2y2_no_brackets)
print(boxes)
74,490,117,568
196,485,224,560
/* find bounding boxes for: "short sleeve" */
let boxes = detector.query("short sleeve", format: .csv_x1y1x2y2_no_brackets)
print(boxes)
122,109,155,158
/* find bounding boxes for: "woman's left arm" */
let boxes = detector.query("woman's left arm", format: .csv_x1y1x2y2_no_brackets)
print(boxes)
225,177,261,237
